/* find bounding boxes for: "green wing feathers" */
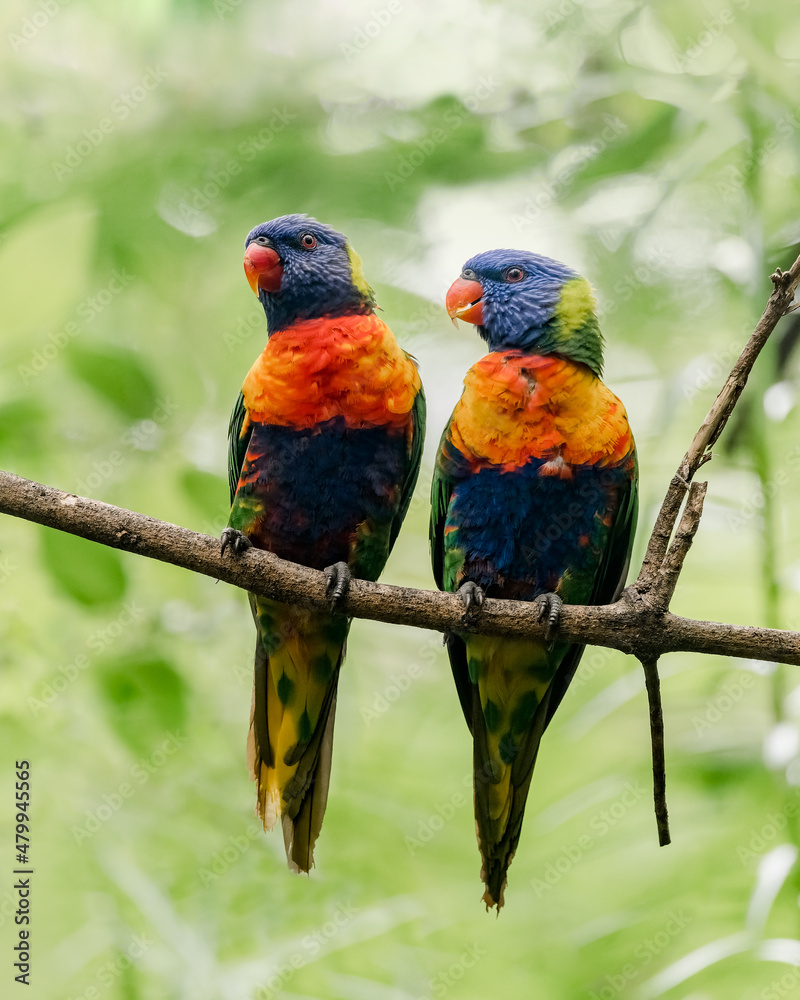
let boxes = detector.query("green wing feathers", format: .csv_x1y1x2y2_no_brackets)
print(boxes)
390,383,426,548
227,391,251,505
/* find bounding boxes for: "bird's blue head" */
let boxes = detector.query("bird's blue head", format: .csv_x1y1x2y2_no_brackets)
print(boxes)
243,214,376,334
446,248,604,375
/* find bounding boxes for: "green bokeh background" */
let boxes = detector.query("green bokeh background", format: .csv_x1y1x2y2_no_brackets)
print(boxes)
2,1,800,998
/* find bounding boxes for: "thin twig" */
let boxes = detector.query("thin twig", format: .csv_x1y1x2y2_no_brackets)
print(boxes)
641,656,670,847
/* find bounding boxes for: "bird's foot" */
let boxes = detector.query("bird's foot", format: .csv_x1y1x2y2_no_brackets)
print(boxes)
457,581,485,625
220,527,252,557
534,592,563,644
324,561,351,609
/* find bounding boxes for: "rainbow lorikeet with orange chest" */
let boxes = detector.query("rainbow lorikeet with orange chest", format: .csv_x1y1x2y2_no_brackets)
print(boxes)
224,215,425,872
430,250,637,909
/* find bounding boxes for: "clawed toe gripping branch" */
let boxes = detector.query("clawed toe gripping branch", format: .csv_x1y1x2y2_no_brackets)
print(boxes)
0,256,799,847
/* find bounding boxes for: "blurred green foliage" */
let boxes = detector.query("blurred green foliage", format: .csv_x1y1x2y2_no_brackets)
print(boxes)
2,1,800,998
40,530,128,607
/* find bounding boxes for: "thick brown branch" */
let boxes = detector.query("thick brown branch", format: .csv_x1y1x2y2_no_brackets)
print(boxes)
1,470,799,665
636,255,800,595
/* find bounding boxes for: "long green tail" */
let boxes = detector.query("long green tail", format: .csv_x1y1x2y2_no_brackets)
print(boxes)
463,634,559,909
247,596,348,872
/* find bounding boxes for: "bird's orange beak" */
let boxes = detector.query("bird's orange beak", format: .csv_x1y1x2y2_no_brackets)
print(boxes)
244,243,283,295
446,276,484,326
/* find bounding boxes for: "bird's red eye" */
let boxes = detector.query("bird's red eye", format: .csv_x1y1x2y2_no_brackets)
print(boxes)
505,267,525,282
300,233,317,249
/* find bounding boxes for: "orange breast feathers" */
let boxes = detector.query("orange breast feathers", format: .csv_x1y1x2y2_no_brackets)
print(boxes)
242,314,421,429
450,352,634,470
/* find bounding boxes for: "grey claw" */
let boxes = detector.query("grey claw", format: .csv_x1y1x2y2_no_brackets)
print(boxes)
221,527,252,557
457,581,485,624
324,561,351,607
535,592,563,643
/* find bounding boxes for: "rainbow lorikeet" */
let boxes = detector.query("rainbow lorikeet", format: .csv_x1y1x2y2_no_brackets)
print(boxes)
430,250,637,909
224,215,425,871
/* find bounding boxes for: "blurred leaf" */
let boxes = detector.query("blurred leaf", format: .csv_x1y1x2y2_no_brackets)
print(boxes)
0,201,95,337
180,468,228,521
96,655,188,756
570,101,679,192
40,528,127,606
0,399,46,459
66,343,159,420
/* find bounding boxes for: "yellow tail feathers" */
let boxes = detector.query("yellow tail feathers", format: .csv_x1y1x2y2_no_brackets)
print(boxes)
246,597,347,872
467,634,556,909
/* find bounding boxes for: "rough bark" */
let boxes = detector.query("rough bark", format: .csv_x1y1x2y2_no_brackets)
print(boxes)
0,469,799,664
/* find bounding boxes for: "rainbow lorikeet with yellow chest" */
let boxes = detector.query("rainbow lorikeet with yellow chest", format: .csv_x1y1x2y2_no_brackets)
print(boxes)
224,215,425,872
431,250,637,909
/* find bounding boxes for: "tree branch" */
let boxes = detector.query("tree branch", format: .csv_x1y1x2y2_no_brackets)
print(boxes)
626,256,799,843
1,469,799,664
635,257,800,599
